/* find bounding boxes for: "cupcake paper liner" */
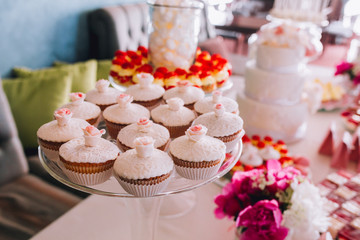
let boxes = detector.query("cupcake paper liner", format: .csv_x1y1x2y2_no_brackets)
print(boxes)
86,115,100,126
215,129,245,153
104,119,128,139
40,145,60,162
114,172,172,197
61,167,113,186
59,157,115,174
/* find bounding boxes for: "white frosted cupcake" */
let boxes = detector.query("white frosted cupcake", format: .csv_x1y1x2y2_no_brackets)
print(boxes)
192,103,245,152
125,73,165,110
113,136,174,197
59,126,120,186
163,80,205,109
85,79,122,111
37,108,90,161
169,125,226,180
194,90,239,115
103,94,150,139
117,117,170,152
60,92,101,126
151,97,196,138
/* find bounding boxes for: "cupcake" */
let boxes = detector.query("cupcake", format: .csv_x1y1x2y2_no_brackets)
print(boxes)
117,117,170,152
125,73,165,110
85,79,122,111
37,108,90,161
151,97,196,138
59,126,120,186
192,103,245,152
60,92,101,126
113,136,174,197
194,90,239,115
163,80,205,110
103,93,150,139
169,125,226,180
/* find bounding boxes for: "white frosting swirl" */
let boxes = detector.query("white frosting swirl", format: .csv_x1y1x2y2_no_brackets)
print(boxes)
96,79,110,93
54,108,73,127
185,125,207,142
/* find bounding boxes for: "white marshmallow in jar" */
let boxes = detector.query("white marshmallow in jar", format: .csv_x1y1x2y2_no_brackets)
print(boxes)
147,0,204,71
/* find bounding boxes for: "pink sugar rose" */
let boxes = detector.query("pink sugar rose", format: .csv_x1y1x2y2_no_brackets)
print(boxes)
236,200,288,240
335,61,354,76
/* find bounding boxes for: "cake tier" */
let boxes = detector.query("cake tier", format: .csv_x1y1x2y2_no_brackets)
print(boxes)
237,92,308,143
245,61,307,105
256,44,305,73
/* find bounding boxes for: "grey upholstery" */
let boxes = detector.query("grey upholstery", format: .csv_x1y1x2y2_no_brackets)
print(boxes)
0,82,81,240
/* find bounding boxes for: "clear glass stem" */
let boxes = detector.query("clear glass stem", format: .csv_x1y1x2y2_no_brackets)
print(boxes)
125,196,164,240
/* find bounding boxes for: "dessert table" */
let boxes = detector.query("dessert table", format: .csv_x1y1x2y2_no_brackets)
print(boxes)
31,65,355,240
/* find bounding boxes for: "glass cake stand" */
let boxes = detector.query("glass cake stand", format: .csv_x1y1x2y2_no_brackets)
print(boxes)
108,75,234,96
38,140,243,240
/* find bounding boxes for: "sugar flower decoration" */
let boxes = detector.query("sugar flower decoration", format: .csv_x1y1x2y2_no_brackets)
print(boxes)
96,79,110,93
214,103,225,117
70,92,86,105
167,97,184,111
212,90,222,103
54,108,72,126
117,94,133,108
177,80,192,92
82,125,106,147
134,136,155,158
136,117,153,133
186,125,207,142
137,73,154,88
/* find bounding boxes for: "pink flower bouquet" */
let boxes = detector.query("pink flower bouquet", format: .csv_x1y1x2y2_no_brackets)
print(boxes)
335,61,360,86
214,159,330,240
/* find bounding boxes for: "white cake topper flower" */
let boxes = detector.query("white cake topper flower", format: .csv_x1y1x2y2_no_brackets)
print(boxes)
177,80,192,92
82,125,106,147
186,124,207,142
96,79,110,93
137,73,154,88
70,92,86,106
117,93,133,108
54,108,73,127
136,117,153,133
212,90,222,103
214,103,225,117
134,136,155,158
167,97,184,111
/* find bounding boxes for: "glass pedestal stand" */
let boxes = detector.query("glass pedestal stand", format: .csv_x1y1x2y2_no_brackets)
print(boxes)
38,141,242,240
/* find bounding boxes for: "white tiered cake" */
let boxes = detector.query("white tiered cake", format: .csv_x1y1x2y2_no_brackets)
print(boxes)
237,22,318,142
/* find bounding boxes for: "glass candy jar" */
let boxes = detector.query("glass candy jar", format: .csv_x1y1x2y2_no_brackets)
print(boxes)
147,0,204,71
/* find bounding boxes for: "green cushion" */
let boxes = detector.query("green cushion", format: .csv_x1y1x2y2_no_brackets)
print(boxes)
54,59,112,81
13,59,97,93
2,72,72,149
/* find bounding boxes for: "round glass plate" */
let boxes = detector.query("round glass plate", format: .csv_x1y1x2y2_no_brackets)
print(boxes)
108,75,234,96
38,140,242,198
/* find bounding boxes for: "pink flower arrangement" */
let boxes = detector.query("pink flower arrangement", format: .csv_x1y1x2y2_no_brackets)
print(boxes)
214,159,329,240
335,61,360,85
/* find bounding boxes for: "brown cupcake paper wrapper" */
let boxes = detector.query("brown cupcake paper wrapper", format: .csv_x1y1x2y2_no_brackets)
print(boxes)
161,123,191,139
215,129,245,153
61,167,113,186
184,103,195,110
171,155,223,180
38,137,65,151
59,157,115,174
97,103,116,111
134,98,163,111
87,115,100,126
113,172,172,197
104,119,128,139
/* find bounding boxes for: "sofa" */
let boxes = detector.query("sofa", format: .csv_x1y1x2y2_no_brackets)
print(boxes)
0,83,82,240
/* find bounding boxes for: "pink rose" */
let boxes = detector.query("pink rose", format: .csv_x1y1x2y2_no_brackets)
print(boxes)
54,108,72,126
70,92,85,105
134,136,155,158
236,200,288,240
214,103,225,117
82,126,105,147
335,61,354,76
186,125,207,142
117,94,133,108
96,79,110,93
136,117,152,132
167,97,184,111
